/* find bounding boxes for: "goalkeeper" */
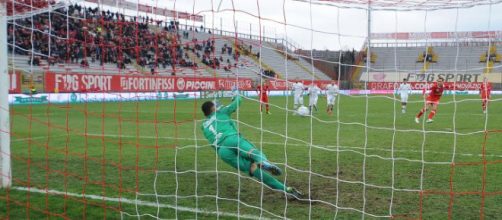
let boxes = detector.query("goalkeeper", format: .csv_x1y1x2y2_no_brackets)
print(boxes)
201,95,301,198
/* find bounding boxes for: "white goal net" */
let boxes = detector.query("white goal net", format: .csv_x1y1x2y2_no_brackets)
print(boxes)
1,0,502,219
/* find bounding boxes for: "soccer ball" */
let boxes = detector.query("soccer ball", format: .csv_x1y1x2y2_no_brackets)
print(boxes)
297,106,310,116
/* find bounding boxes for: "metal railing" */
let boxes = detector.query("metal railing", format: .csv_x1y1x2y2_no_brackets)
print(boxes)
370,40,502,48
176,23,282,46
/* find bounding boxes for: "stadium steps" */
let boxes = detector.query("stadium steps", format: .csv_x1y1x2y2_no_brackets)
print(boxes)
182,31,262,79
186,48,219,77
178,33,219,77
265,42,321,80
296,56,332,80
359,45,502,82
262,41,332,80
234,41,283,79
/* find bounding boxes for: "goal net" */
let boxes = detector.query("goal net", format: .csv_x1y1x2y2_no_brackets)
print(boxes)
1,0,502,219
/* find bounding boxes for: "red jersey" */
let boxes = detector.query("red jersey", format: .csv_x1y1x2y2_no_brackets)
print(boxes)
480,83,492,99
257,85,270,101
426,84,444,102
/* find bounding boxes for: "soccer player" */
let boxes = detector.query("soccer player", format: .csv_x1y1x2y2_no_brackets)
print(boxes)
325,81,339,115
308,83,321,112
480,77,492,113
200,96,302,198
256,81,271,114
291,81,305,109
415,77,445,123
397,78,412,113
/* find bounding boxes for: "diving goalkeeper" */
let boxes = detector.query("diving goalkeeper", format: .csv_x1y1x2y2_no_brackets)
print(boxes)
201,95,301,198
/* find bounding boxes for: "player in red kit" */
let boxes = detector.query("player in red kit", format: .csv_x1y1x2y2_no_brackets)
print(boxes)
480,77,492,114
257,81,271,114
415,77,445,124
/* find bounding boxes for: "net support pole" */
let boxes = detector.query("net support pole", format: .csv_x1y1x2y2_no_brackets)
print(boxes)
0,1,11,188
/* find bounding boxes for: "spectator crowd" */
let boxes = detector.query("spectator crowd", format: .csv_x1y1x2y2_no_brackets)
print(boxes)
7,3,254,76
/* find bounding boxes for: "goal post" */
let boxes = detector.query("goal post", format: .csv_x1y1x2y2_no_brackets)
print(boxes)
0,0,11,188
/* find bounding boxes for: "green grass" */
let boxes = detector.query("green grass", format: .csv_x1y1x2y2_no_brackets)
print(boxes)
1,94,502,219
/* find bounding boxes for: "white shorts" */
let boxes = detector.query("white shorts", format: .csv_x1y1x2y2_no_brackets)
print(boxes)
400,94,408,103
327,95,336,105
309,96,318,106
294,94,303,105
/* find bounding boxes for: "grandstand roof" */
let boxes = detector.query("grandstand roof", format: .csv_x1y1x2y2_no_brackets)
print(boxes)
294,0,502,10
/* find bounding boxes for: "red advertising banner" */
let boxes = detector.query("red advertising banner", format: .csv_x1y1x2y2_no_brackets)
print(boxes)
367,82,483,90
45,72,254,92
9,71,21,94
44,73,337,93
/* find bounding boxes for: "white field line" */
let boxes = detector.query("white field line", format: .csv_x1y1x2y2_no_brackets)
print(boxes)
85,133,502,159
11,135,68,142
12,186,276,220
11,133,502,159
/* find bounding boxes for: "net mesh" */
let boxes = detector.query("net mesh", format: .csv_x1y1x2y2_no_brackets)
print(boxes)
296,0,502,10
1,0,502,219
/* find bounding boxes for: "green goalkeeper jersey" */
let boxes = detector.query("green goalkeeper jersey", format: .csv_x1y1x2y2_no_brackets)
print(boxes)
201,96,242,146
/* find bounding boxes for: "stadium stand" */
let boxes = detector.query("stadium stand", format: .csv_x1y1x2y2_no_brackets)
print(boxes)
7,4,331,81
359,43,502,76
248,41,331,80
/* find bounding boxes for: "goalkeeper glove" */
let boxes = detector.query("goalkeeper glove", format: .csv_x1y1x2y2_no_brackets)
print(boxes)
231,87,239,98
213,99,221,109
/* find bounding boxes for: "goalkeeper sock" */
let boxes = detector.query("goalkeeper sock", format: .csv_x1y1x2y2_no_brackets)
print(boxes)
252,168,286,191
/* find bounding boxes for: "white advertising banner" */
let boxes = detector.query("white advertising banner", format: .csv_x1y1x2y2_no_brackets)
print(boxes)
360,72,502,83
11,90,497,105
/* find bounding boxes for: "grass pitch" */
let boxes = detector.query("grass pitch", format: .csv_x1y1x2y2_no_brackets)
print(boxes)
1,94,502,219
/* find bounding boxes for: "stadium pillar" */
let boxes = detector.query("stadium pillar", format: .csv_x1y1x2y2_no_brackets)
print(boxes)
263,26,265,41
0,0,12,188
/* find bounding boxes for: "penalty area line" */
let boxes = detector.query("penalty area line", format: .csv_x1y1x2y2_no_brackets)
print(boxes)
11,135,68,142
86,133,502,159
12,186,276,220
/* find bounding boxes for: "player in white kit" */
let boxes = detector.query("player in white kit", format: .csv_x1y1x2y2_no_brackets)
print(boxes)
308,84,321,112
325,82,339,115
291,81,305,109
397,78,412,113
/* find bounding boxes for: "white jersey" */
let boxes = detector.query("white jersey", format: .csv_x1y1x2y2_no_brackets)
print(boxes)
398,83,412,96
292,82,305,95
308,85,321,98
308,85,320,106
326,84,339,105
326,84,339,96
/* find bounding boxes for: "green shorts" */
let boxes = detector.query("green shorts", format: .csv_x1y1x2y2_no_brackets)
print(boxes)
217,135,268,175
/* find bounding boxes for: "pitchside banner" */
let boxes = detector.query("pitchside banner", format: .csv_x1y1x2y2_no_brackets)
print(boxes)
45,73,255,92
45,72,336,92
367,82,483,90
360,72,502,83
9,71,21,94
